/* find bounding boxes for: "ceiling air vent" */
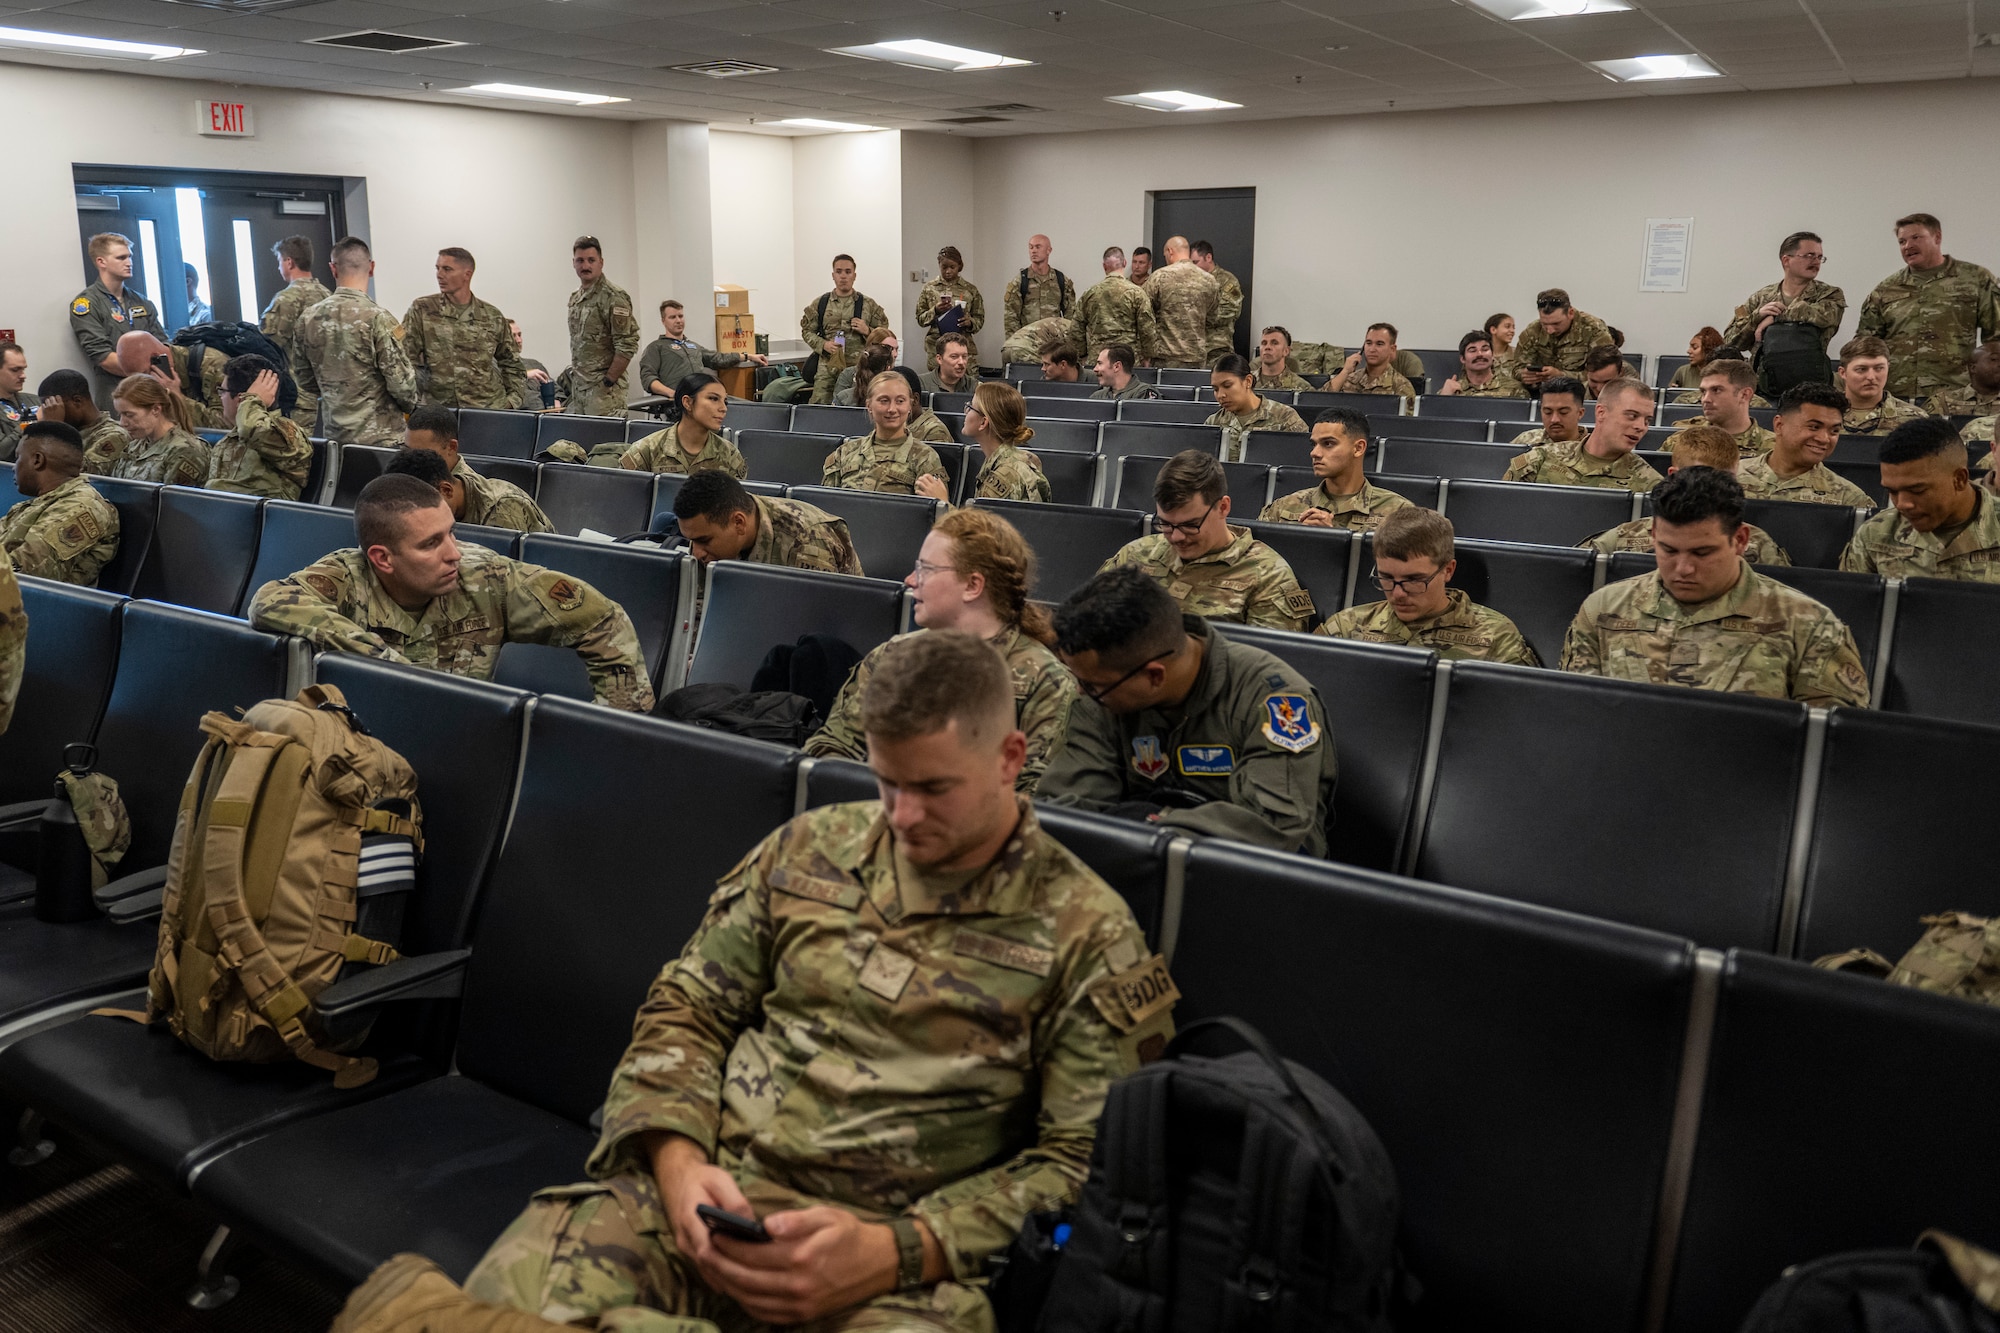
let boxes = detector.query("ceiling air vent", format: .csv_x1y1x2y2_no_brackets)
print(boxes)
307,31,468,53
935,115,1011,124
157,0,328,12
668,59,781,77
961,103,1043,114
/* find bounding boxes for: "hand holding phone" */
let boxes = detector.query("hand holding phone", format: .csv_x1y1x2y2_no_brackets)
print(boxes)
697,1203,771,1244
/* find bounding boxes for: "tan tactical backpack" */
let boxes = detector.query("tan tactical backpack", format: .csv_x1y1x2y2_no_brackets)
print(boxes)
143,683,422,1087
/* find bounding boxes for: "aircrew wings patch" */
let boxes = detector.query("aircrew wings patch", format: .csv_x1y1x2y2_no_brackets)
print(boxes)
1262,693,1320,753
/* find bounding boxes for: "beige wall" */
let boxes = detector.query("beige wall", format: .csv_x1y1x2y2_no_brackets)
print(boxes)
708,130,796,352
898,132,976,364
791,130,903,349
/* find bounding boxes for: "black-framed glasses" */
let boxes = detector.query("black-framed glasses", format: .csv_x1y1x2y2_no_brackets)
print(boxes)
1155,500,1219,539
1081,659,1153,704
1373,567,1444,596
1535,300,1566,312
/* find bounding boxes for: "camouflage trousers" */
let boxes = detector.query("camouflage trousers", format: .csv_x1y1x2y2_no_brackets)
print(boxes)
567,380,628,418
810,363,843,405
465,1172,996,1333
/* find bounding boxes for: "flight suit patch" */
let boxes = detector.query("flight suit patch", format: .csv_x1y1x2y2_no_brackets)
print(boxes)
953,929,1054,977
302,573,340,601
1176,744,1234,776
1130,736,1168,780
546,577,585,612
1088,954,1180,1033
1262,694,1320,753
71,297,91,316
857,943,917,1002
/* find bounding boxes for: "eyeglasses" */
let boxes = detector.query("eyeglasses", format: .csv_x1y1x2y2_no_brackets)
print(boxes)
1374,567,1444,596
1154,500,1219,539
1081,658,1153,703
909,560,958,582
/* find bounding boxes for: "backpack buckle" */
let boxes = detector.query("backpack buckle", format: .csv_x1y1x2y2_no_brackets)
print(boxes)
1242,1257,1280,1303
1117,1202,1151,1246
315,701,371,736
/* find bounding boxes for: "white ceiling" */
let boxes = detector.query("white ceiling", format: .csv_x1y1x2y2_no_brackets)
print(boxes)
5,0,1997,135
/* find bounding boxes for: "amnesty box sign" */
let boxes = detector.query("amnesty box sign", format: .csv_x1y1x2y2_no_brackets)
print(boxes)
196,99,255,137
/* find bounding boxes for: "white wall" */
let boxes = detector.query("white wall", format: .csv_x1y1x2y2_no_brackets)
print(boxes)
898,132,976,361
966,78,2000,361
790,131,903,346
708,131,795,352
2,63,643,373
632,120,715,345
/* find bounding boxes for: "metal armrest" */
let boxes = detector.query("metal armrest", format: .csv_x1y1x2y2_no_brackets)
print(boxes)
105,885,167,925
95,864,169,910
316,948,472,1041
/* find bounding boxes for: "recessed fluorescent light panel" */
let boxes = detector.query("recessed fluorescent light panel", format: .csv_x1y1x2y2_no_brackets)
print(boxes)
1106,90,1242,113
452,82,628,106
0,24,202,59
829,39,1031,71
1592,53,1721,81
776,117,881,132
1468,0,1631,18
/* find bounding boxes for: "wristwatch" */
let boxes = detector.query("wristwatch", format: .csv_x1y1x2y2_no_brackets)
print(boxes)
600,376,616,388
888,1215,926,1291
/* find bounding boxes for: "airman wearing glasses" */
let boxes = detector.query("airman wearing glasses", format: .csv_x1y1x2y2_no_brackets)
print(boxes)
1316,508,1539,665
1099,449,1316,631
1039,566,1337,858
1722,231,1846,357
1513,288,1616,391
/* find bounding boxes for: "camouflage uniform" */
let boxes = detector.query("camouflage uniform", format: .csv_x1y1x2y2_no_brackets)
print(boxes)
1561,563,1869,707
111,425,210,488
1855,257,2000,400
1737,455,1876,509
1840,486,2000,582
402,294,528,410
0,393,39,462
1259,479,1413,531
1581,518,1792,567
1444,366,1528,399
566,278,641,418
969,444,1050,503
1203,267,1243,366
621,426,747,479
1075,275,1157,365
805,627,1078,791
1964,416,1996,449
0,558,20,737
915,275,985,368
1668,417,1776,458
166,343,231,429
1317,588,1539,666
463,798,1169,1333
260,276,331,428
823,434,948,495
800,292,888,405
743,495,864,575
1000,317,1077,367
1003,270,1078,339
1504,439,1662,492
1512,310,1615,375
1927,387,2000,418
1146,262,1219,369
1101,527,1316,631
1336,364,1416,401
247,543,653,711
909,409,954,447
0,474,120,587
638,337,749,398
205,397,313,499
79,416,130,476
292,288,418,448
1206,397,1307,462
1721,279,1847,354
1253,370,1315,393
1091,378,1160,403
454,459,552,534
1843,394,1930,437
69,279,164,408
1507,427,1582,447
1042,616,1336,856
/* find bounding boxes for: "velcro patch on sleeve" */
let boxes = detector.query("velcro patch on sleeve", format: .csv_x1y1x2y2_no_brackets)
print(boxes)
1282,588,1317,619
1088,954,1180,1033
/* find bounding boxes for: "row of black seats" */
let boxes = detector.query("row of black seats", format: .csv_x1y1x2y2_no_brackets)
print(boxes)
1,624,1994,1333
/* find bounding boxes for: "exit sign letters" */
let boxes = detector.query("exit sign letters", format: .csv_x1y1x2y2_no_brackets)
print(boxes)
196,99,254,137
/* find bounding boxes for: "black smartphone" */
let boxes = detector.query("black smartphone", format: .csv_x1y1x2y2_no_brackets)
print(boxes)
696,1203,771,1244
150,354,172,375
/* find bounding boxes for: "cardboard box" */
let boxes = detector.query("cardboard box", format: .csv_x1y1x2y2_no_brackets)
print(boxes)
713,285,750,317
716,313,755,356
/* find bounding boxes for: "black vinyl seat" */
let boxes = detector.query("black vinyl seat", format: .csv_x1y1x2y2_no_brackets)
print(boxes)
790,404,871,437
1793,708,2000,961
1663,952,2000,1333
717,401,791,434
0,581,122,807
330,444,398,509
535,414,624,455
687,563,905,690
1629,494,1860,571
1241,520,1353,627
931,392,972,415
788,487,938,582
1112,455,1269,516
1154,368,1209,387
85,476,159,595
1171,844,1696,1331
1219,627,1437,872
454,524,523,558
1825,458,1887,508
1115,400,1217,427
1416,395,1534,424
969,499,1146,604
1099,422,1222,471
456,410,538,461
1269,467,1439,512
1654,354,1691,388
132,487,264,615
1446,478,1636,547
1879,578,2000,727
1023,399,1116,423
1377,439,1519,481
1296,391,1400,418
1240,430,1309,468
238,501,359,615
1005,363,1046,382
1376,416,1486,443
300,439,335,506
1417,663,1808,948
737,430,841,487
533,463,656,537
460,453,541,498
1021,448,1100,506
1604,554,1887,676
0,660,531,1189
189,702,800,1283
648,477,785,531
1019,379,1101,399
1020,417,1101,453
1353,535,1595,667
515,535,692,693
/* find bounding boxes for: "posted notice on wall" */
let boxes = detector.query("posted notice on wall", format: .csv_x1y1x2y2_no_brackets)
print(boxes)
1641,218,1693,293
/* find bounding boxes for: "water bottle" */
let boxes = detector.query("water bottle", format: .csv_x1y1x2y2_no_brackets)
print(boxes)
35,746,99,924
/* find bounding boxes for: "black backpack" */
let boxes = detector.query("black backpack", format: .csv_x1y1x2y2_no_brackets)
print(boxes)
1738,1233,2000,1333
654,682,820,747
1018,268,1072,322
173,321,300,414
752,634,863,723
1030,1017,1401,1333
1756,320,1833,401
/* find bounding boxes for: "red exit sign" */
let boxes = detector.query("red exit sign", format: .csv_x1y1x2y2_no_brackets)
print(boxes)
195,98,255,137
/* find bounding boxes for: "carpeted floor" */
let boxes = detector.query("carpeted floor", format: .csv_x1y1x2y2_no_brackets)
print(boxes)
0,1120,346,1333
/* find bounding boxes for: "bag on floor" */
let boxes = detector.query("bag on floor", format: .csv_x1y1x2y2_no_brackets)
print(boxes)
1737,1230,2000,1332
1814,912,2000,1008
143,683,423,1087
1035,1016,1402,1333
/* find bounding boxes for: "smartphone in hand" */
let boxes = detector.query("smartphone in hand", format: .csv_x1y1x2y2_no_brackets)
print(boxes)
697,1204,771,1244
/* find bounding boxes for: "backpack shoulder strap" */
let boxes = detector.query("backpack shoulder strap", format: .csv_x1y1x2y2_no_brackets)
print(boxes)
1054,269,1070,315
1019,268,1032,321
